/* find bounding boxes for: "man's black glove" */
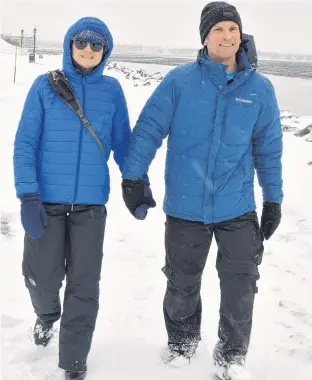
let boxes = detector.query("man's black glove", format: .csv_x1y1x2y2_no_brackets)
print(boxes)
122,179,156,220
260,202,282,240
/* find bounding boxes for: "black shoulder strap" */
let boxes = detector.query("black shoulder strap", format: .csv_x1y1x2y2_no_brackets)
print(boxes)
47,70,106,156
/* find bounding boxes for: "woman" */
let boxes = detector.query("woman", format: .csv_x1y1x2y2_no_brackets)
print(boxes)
13,17,131,380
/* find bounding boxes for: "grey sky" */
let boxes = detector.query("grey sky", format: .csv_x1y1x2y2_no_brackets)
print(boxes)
2,0,312,54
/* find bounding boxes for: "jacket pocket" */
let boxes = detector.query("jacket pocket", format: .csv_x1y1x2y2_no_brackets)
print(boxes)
223,101,260,145
89,205,107,220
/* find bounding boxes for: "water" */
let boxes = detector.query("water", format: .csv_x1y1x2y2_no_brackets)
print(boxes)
112,59,312,117
111,54,312,80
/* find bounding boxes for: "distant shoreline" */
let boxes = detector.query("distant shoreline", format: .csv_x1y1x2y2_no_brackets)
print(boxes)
109,53,312,80
2,34,311,79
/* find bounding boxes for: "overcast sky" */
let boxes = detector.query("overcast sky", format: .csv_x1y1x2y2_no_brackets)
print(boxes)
1,0,312,54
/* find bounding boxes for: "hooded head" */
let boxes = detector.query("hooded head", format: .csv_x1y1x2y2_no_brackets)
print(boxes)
62,17,113,79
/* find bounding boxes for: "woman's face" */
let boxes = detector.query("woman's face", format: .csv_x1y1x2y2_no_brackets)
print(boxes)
72,41,104,70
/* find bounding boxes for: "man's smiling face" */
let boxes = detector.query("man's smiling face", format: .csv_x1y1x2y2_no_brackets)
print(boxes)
203,21,241,61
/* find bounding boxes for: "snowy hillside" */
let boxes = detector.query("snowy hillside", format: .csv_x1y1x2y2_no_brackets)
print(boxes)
1,44,312,380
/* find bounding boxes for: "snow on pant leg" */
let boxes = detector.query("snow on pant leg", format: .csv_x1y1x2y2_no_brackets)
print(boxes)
162,215,213,346
58,205,106,372
22,203,67,326
214,211,264,362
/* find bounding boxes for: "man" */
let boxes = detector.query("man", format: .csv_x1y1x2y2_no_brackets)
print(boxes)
121,2,283,379
13,17,131,380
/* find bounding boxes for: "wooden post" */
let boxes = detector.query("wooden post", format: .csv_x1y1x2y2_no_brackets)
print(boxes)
14,41,18,83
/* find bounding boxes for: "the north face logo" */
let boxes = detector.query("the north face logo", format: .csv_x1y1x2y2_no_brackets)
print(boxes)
235,97,252,104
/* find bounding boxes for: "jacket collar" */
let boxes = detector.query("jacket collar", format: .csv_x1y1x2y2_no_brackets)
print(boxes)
196,45,256,90
197,46,253,73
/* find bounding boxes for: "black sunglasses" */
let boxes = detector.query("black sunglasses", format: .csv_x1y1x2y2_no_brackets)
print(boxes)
73,39,106,53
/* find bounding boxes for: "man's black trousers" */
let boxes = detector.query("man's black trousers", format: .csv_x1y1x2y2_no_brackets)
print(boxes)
162,211,264,362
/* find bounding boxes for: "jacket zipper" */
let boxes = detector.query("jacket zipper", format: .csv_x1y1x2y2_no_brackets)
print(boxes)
208,72,248,222
211,93,228,222
73,77,86,206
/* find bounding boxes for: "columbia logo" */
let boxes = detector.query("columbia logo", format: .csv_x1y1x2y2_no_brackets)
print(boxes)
235,97,252,104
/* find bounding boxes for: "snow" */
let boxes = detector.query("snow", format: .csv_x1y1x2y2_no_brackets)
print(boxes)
1,42,312,380
0,37,29,56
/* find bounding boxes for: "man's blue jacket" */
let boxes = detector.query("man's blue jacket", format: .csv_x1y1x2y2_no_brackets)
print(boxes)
123,44,283,223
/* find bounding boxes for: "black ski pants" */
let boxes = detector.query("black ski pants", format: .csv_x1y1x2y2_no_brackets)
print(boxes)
162,211,264,362
22,203,106,372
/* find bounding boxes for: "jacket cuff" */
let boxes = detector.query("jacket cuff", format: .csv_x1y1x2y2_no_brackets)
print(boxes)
19,192,41,203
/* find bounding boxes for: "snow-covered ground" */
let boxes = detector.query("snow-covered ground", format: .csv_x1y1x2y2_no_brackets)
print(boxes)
1,49,312,380
0,37,28,56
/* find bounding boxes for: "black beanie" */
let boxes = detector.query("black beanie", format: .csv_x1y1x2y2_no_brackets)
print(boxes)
199,1,242,44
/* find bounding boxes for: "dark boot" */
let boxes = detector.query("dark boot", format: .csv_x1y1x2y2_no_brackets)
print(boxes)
65,370,86,380
33,317,54,347
213,342,250,380
161,338,199,365
213,340,245,367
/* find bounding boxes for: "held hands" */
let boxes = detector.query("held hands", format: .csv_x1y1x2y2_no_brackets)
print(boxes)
122,179,156,220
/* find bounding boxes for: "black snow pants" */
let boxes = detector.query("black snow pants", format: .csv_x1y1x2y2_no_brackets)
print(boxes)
22,203,107,372
162,211,264,362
